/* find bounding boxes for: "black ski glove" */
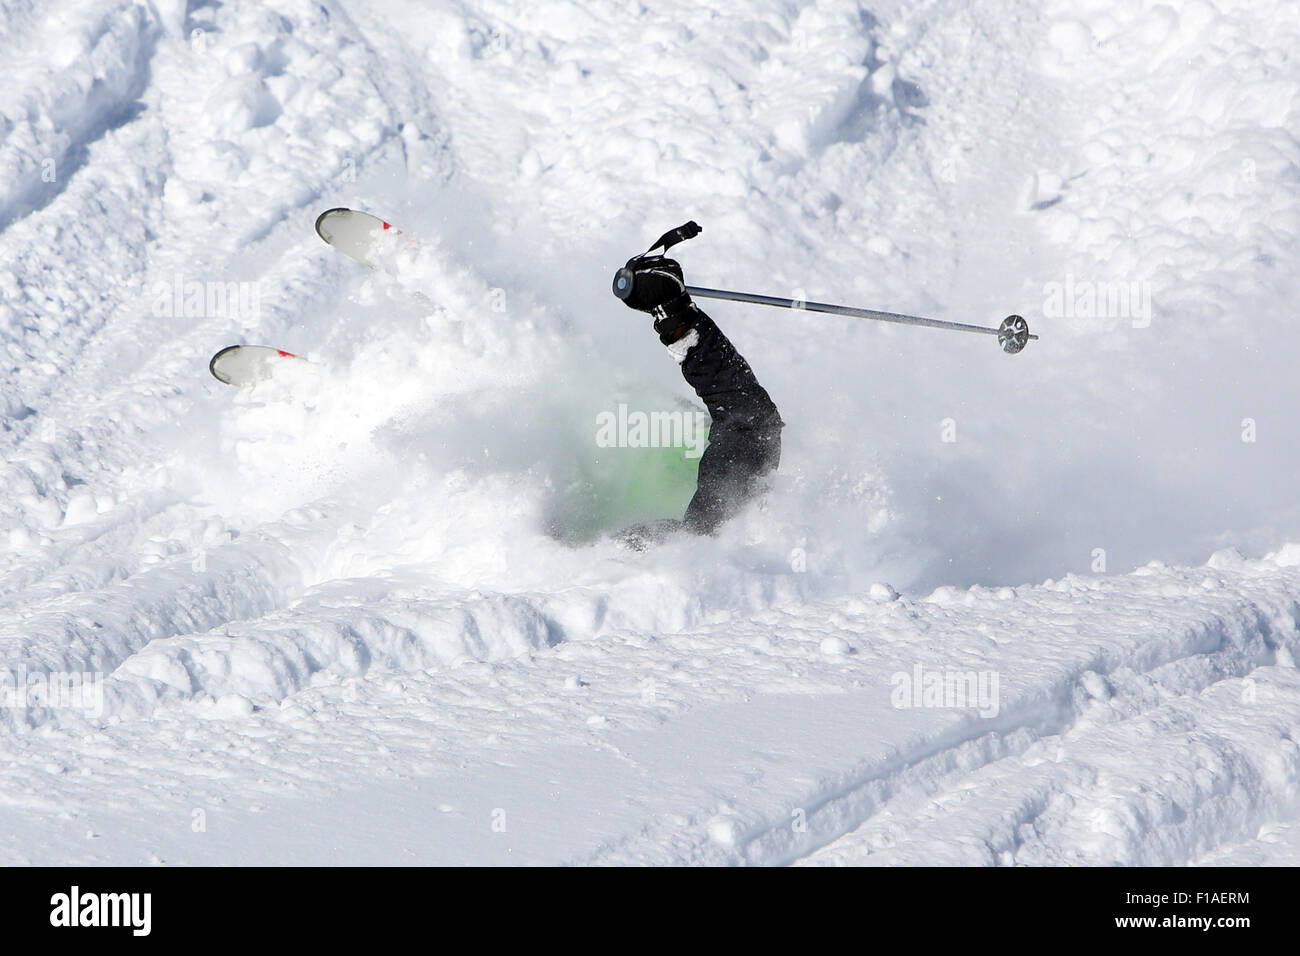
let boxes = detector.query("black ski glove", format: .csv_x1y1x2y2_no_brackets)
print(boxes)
617,256,698,344
612,221,703,344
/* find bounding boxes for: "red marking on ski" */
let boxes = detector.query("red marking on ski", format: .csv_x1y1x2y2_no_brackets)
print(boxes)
277,350,297,358
382,222,391,230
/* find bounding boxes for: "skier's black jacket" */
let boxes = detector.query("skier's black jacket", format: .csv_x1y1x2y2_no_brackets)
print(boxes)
674,306,783,534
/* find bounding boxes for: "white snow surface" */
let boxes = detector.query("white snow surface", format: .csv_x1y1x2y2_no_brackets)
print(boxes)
1,0,1298,865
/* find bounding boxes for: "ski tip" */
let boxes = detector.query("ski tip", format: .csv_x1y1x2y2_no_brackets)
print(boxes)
210,345,303,387
209,344,241,384
314,207,354,242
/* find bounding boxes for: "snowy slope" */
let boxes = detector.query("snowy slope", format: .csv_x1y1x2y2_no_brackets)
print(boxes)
1,0,1298,865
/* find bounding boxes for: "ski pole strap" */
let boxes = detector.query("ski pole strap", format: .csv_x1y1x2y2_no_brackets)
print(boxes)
644,221,702,257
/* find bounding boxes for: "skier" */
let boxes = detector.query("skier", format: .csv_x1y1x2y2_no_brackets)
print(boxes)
615,245,783,546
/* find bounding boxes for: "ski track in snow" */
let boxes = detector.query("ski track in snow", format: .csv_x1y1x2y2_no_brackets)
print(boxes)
0,0,1297,864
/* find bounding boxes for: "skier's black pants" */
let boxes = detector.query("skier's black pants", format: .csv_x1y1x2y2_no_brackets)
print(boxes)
677,310,783,534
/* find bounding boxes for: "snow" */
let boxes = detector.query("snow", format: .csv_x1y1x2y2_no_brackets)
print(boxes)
0,0,1298,865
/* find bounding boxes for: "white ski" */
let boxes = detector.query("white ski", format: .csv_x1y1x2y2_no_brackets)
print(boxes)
208,345,304,387
314,207,400,269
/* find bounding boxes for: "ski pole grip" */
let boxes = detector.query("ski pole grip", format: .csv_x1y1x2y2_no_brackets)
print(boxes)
613,220,702,300
612,266,636,300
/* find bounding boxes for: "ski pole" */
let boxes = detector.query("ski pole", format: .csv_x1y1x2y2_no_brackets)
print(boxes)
683,286,1036,355
611,220,1037,354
